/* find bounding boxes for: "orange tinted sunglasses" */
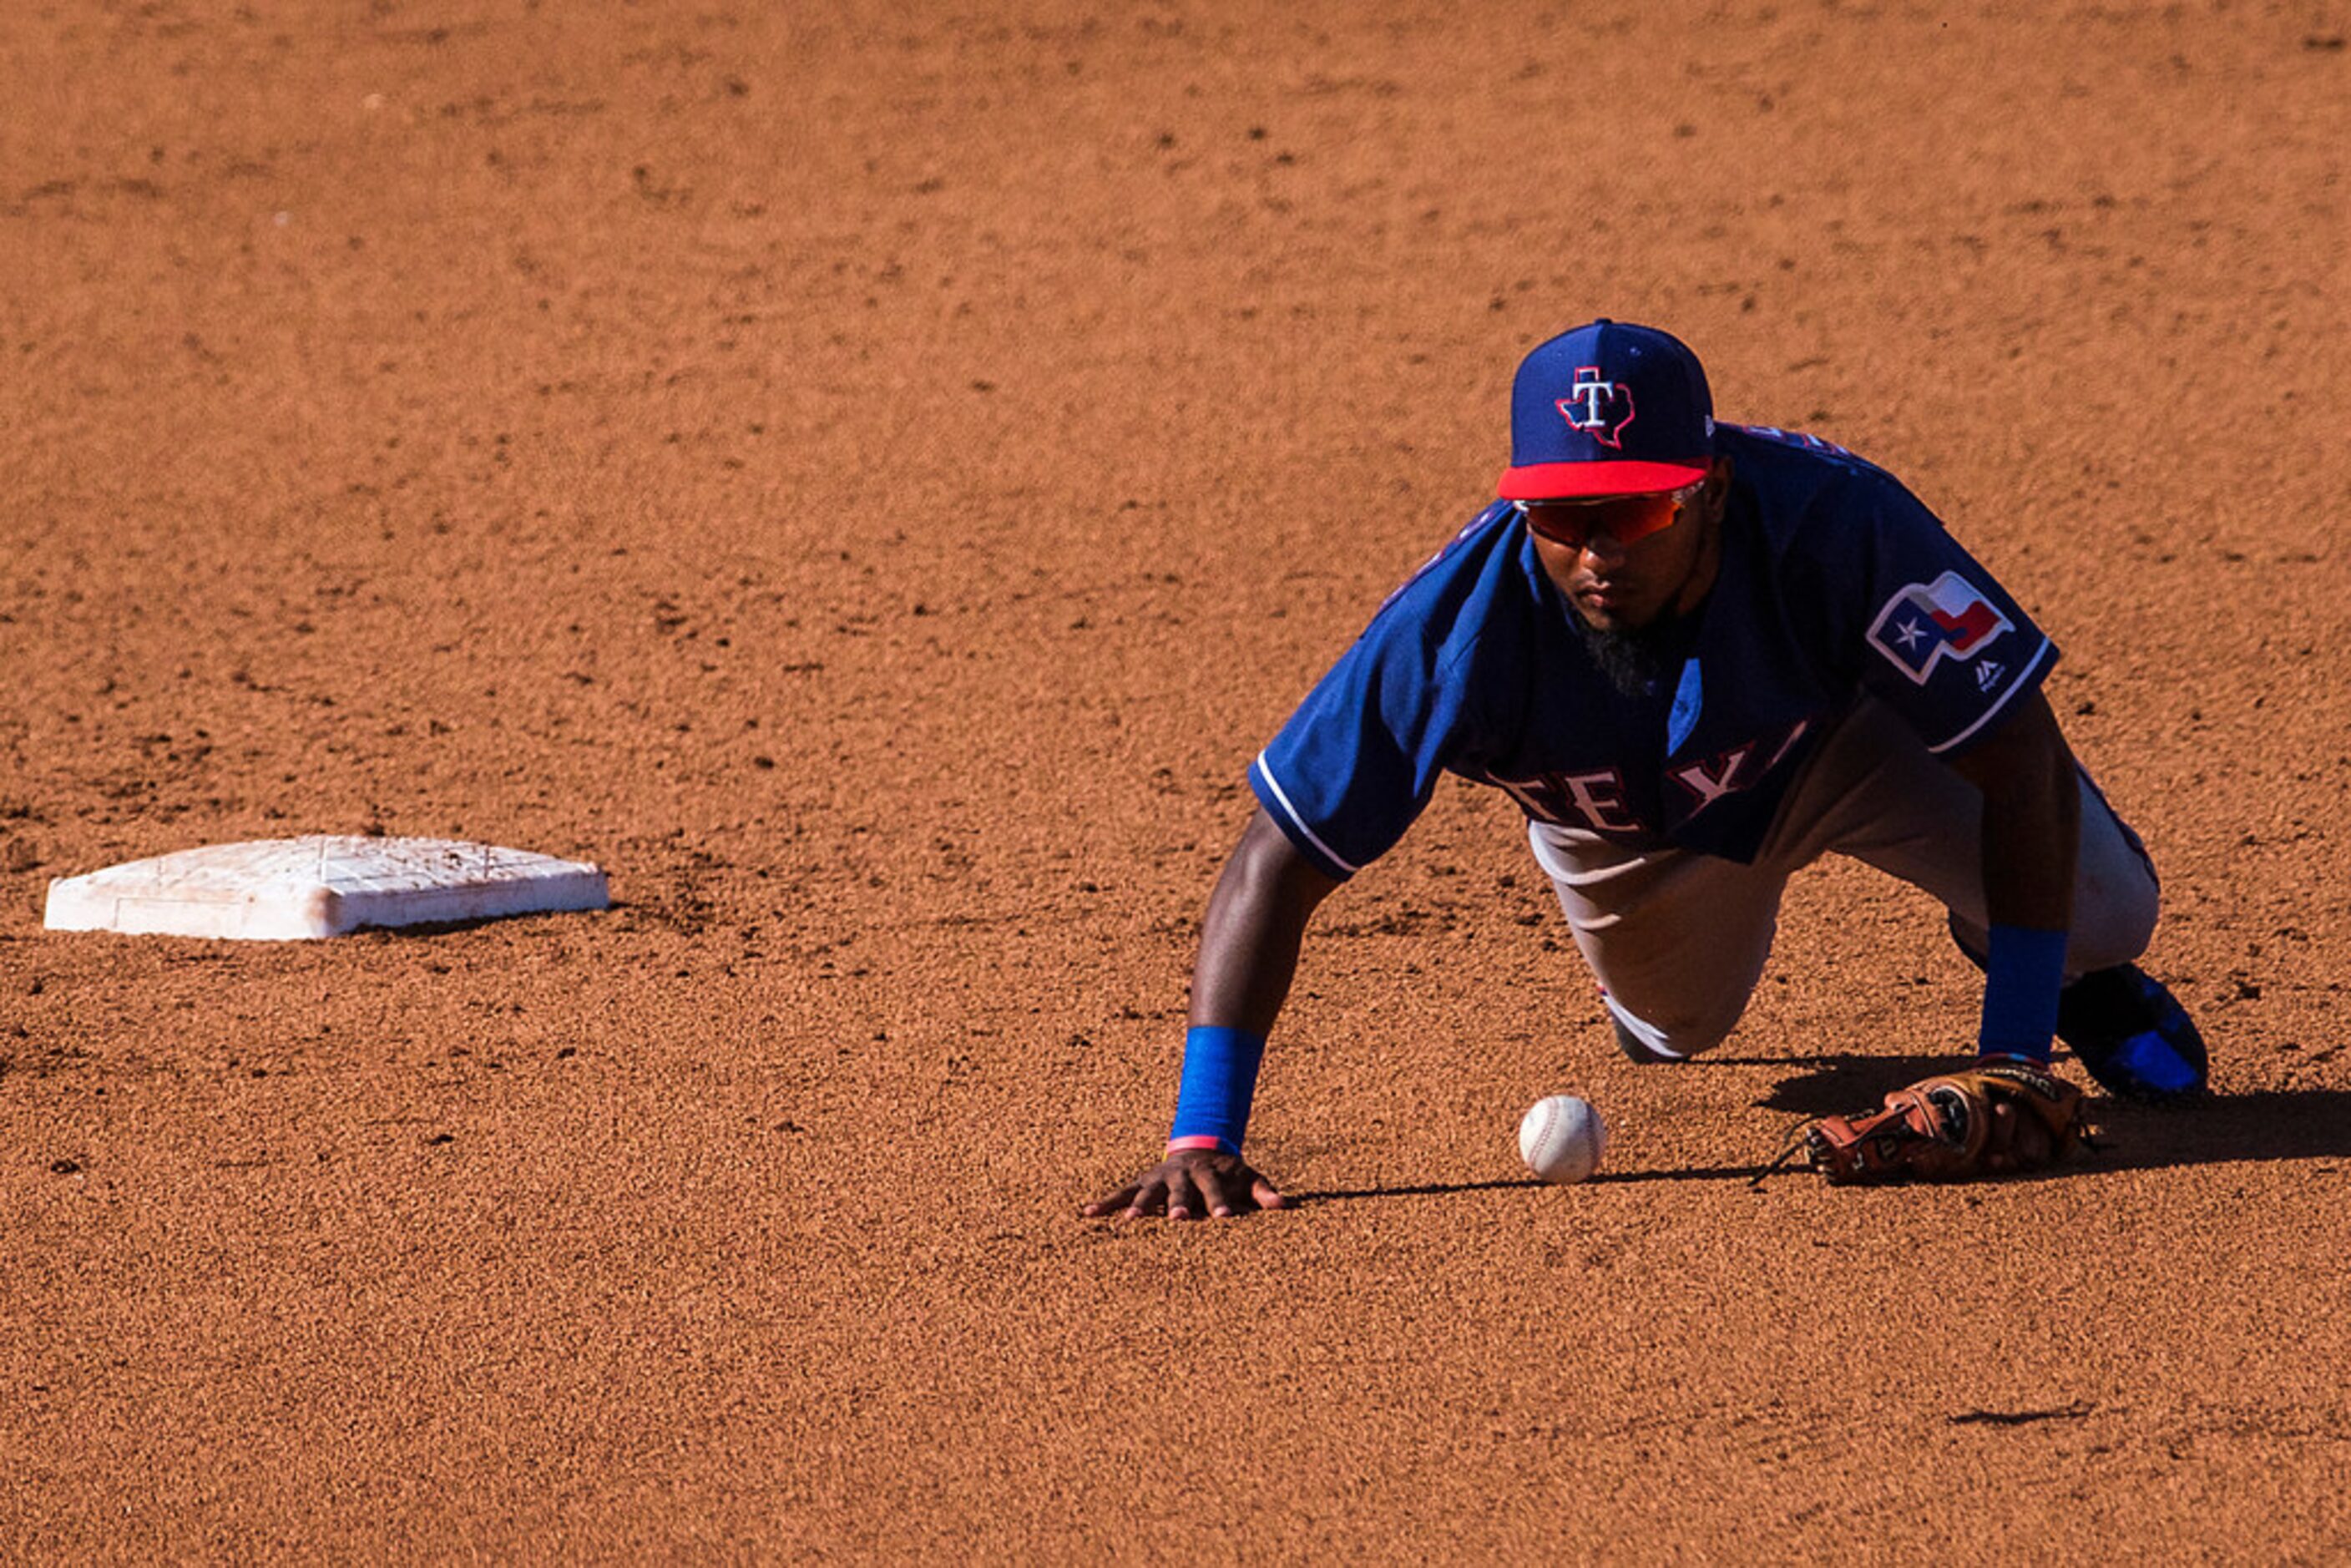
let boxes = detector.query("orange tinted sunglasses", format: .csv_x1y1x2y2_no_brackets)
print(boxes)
1517,481,1702,550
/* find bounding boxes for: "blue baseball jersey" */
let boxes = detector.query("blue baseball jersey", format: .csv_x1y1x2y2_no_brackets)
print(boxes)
1249,424,2056,878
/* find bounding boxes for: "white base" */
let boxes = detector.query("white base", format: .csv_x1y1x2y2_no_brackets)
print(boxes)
43,837,609,941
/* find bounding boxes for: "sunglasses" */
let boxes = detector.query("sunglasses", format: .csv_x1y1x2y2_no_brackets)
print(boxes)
1515,481,1703,550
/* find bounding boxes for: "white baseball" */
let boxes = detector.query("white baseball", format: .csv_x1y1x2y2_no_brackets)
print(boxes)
1518,1095,1607,1184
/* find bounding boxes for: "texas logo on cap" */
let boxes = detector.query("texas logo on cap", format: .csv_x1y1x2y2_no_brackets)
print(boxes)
1559,367,1636,448
1500,319,1716,499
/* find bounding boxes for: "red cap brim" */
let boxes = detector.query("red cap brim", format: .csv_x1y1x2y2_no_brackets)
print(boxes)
1498,459,1710,500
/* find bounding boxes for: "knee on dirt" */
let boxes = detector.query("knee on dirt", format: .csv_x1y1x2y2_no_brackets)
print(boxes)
1605,997,1742,1064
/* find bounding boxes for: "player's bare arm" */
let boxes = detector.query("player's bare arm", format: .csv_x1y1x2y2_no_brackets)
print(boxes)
1186,807,1341,1033
1946,687,2082,938
1933,687,2088,1075
1081,810,1336,1221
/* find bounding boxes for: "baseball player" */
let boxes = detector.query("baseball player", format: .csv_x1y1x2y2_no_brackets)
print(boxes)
1086,319,2207,1220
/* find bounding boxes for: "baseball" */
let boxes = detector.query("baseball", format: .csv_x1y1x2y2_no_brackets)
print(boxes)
1518,1095,1607,1184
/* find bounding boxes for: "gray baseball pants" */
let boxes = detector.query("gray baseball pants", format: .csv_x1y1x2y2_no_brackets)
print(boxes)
1529,695,2160,1060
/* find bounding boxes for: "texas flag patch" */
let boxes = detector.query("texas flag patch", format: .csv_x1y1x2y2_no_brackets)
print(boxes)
1866,571,2014,685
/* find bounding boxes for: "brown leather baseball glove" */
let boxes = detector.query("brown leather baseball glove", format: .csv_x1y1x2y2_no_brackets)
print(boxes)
1795,1061,2092,1184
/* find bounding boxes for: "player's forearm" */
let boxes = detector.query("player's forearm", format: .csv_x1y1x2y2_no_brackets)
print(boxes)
1164,811,1338,1156
1186,810,1338,1034
1975,764,2079,933
1961,694,2081,934
1952,691,2081,1061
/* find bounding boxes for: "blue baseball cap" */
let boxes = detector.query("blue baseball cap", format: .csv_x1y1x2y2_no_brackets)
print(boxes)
1498,319,1716,499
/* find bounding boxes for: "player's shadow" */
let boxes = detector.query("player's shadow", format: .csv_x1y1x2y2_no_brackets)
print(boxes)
2069,1087,2351,1171
1750,1054,2351,1172
1740,1051,1988,1113
1294,1166,1773,1204
1295,1176,1550,1204
1296,1065,2351,1204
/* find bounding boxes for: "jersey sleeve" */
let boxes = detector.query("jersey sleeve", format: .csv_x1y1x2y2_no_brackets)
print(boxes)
1248,615,1486,881
1829,473,2058,755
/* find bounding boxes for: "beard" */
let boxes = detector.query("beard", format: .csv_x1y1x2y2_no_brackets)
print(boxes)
1572,609,1686,699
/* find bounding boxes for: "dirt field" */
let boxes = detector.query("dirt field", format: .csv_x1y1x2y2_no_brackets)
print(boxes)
5,0,2348,1557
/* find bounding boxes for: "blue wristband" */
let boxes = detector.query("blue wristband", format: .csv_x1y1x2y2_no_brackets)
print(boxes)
1169,1025,1267,1156
1979,924,2068,1064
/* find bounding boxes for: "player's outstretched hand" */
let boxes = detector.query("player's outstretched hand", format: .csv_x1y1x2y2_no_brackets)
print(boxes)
1082,1148,1291,1222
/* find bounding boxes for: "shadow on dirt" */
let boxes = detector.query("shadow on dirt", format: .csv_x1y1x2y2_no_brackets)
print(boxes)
353,904,625,940
1729,1051,1960,1110
2070,1090,2351,1171
1296,1167,1775,1203
1294,1067,2349,1204
1296,1177,1550,1204
1752,1055,2351,1171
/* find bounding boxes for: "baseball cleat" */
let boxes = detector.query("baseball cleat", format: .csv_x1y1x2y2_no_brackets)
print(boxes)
2056,963,2208,1104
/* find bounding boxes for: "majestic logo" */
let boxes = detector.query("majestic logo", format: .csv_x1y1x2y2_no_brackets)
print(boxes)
1867,572,2013,685
1557,366,1636,448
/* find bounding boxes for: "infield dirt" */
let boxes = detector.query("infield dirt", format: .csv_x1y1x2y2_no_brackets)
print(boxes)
4,2,2348,1558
